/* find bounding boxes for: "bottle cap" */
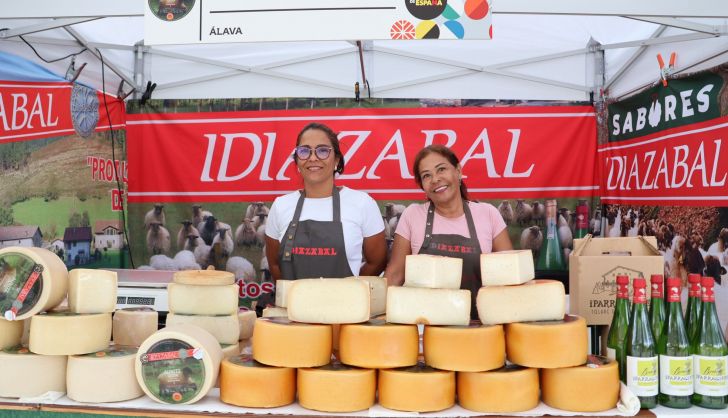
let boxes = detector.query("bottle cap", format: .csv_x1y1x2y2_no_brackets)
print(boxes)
650,274,663,284
616,275,629,285
688,273,701,283
666,277,681,288
701,276,714,288
632,277,646,288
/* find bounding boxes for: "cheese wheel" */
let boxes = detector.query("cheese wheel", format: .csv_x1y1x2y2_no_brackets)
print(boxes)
167,283,238,315
505,314,588,368
339,319,418,368
173,269,235,286
262,306,287,318
238,309,256,340
386,286,470,326
0,345,66,398
252,318,332,367
0,318,23,349
298,363,376,412
165,313,239,345
404,254,462,289
423,323,504,372
274,280,293,307
29,311,111,355
135,324,223,405
67,345,143,403
480,250,534,286
541,355,620,412
477,279,565,325
221,342,240,358
220,355,295,408
378,363,455,412
68,268,118,313
347,276,387,316
287,278,370,324
0,246,68,321
113,308,158,347
457,365,539,413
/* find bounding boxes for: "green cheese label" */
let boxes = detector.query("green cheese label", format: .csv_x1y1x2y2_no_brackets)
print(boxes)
139,338,206,404
0,252,44,317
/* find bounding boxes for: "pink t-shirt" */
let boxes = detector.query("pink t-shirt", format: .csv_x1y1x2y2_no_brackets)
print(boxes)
395,201,507,254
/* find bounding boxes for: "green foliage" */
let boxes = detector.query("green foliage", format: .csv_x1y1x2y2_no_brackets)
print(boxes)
69,212,83,228
81,211,91,227
0,205,14,226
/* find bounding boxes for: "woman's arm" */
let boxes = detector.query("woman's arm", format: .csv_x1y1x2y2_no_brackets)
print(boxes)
491,228,514,252
359,231,387,277
265,235,282,282
384,234,412,286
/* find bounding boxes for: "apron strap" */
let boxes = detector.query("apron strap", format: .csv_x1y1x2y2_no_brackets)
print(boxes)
422,202,436,250
462,201,482,253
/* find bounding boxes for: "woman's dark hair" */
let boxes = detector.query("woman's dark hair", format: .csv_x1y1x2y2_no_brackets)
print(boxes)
295,123,345,175
412,144,469,201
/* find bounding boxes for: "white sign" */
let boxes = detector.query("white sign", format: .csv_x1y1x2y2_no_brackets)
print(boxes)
144,0,492,45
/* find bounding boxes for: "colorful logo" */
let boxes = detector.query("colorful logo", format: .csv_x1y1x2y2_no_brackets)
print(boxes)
149,0,195,22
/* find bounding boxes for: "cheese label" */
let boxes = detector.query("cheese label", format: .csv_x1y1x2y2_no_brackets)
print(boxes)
0,253,44,318
81,345,137,358
659,355,693,396
138,338,207,404
694,355,728,396
626,356,658,396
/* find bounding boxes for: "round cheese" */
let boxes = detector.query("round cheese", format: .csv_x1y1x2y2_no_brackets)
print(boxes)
165,313,239,345
457,365,539,413
221,342,240,358
0,318,23,350
0,345,67,398
0,246,68,321
173,269,235,286
298,363,376,412
219,355,295,408
505,314,587,368
238,309,256,340
541,355,620,412
339,319,418,369
252,318,332,368
135,324,223,405
167,283,239,315
423,322,504,372
68,268,117,314
67,345,143,403
29,311,111,355
274,279,293,308
262,306,287,318
378,363,455,412
113,308,158,347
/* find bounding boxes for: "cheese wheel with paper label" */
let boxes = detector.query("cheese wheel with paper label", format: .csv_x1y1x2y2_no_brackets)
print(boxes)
135,324,223,405
0,318,23,349
167,283,238,315
220,355,295,408
378,363,455,412
457,365,539,413
0,246,68,321
173,269,235,286
541,355,620,412
29,311,111,355
68,268,117,313
424,322,505,372
165,313,239,345
287,278,370,324
252,318,332,367
505,314,588,368
298,363,376,412
238,310,256,340
113,308,158,347
67,345,143,403
0,345,67,398
339,319,418,368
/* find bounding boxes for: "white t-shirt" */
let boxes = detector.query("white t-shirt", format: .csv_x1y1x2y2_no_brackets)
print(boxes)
266,186,385,276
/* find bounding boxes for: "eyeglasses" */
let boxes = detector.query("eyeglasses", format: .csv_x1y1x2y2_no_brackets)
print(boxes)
294,145,333,160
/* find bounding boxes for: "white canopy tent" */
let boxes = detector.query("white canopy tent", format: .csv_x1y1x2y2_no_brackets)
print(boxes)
2,0,728,103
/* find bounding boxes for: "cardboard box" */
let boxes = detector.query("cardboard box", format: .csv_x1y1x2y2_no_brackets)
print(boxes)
569,235,664,325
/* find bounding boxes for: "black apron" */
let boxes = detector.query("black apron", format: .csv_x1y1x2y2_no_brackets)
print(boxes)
418,202,482,319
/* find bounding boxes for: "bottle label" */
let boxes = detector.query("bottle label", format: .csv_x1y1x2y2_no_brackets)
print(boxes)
694,355,728,396
701,286,715,303
632,287,648,304
659,355,693,396
546,219,556,239
666,284,680,302
606,347,616,361
626,356,658,396
576,204,588,229
617,284,629,299
651,282,663,299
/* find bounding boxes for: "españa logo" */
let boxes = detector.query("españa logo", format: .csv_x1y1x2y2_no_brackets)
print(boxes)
149,0,195,22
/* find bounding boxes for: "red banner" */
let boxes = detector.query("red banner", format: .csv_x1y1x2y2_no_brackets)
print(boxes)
126,106,597,203
599,116,728,206
0,80,125,143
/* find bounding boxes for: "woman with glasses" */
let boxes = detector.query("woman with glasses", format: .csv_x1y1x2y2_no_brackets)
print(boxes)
384,144,513,319
265,123,387,284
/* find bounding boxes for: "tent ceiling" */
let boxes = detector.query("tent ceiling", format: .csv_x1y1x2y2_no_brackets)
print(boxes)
2,1,728,102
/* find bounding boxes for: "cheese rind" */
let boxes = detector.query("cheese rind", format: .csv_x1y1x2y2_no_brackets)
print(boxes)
378,363,455,412
165,313,239,344
423,323,505,372
113,308,158,347
221,342,240,358
477,279,565,325
386,286,470,326
67,346,143,403
252,318,332,368
29,311,111,355
220,355,295,408
0,345,67,398
173,269,235,286
404,254,462,289
480,250,535,286
541,355,620,412
274,280,293,308
68,269,118,314
0,318,23,349
457,365,539,413
298,364,376,412
262,306,287,318
339,320,418,369
505,314,588,368
287,278,370,324
347,276,387,316
237,310,256,340
167,283,239,315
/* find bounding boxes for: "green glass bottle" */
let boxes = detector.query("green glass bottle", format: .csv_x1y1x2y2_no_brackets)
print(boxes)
574,199,589,239
626,277,658,409
649,274,666,347
686,273,702,345
536,199,565,271
607,274,631,382
691,277,728,409
658,277,693,408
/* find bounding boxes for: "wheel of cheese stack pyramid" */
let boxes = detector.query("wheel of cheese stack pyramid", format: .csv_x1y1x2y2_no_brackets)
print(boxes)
237,310,256,340
287,278,370,324
67,345,143,403
0,318,23,349
378,363,455,412
167,283,238,315
173,269,235,286
165,313,239,345
457,365,539,413
541,355,620,412
339,319,418,368
0,246,68,321
505,314,587,368
252,318,332,367
219,355,295,408
135,324,223,405
423,322,504,372
298,363,376,412
29,311,111,355
68,269,117,313
113,308,158,347
0,345,67,398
